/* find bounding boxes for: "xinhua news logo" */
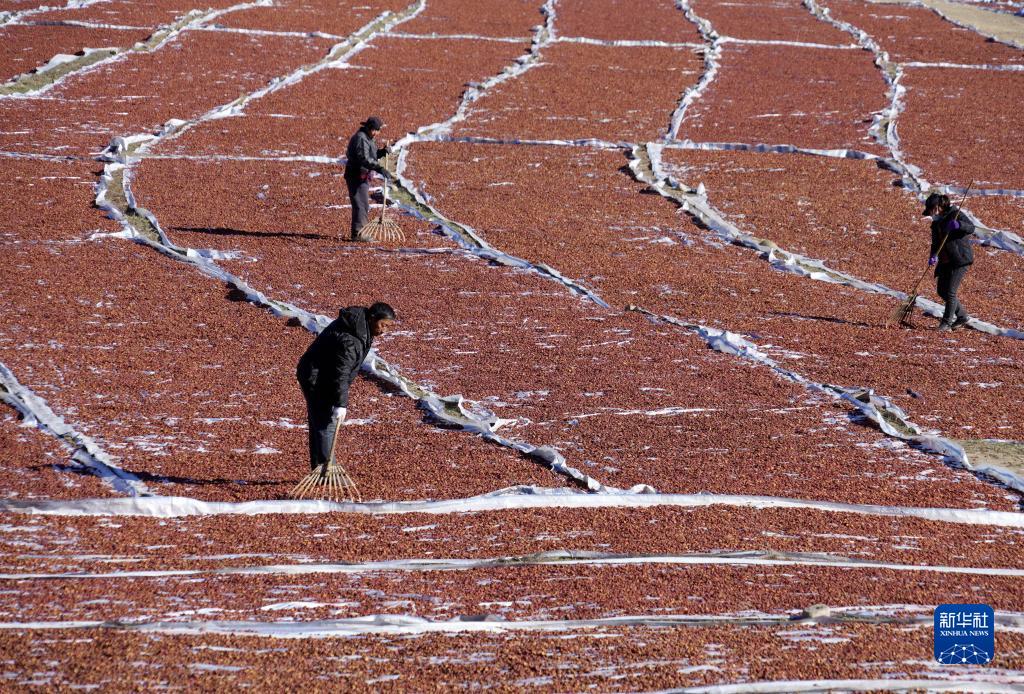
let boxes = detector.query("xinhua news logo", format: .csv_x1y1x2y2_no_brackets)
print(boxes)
934,604,994,665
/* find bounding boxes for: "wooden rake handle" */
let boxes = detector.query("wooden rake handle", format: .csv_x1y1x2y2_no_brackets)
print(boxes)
912,182,972,291
379,151,391,222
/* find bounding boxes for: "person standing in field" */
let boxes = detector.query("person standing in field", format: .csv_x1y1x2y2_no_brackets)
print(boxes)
924,192,975,332
344,116,391,241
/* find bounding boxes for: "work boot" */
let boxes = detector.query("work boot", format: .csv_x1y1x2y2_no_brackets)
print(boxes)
937,322,953,332
951,316,970,331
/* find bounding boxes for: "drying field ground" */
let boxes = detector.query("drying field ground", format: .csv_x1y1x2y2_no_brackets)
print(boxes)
3,0,1024,690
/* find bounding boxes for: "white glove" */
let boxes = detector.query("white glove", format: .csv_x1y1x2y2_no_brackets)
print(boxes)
332,406,347,423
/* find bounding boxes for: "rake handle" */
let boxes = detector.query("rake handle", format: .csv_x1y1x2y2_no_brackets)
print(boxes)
379,150,391,221
914,182,973,288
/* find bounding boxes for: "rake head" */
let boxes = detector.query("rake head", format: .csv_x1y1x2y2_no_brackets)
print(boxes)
357,217,404,243
889,293,918,329
290,463,361,503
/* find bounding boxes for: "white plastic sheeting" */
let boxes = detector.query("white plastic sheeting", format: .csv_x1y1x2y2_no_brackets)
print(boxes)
555,36,703,49
165,3,421,131
801,0,1024,260
669,0,721,140
394,0,557,146
0,0,108,29
670,680,1024,694
3,485,1023,527
630,304,1024,495
639,143,1024,342
388,31,529,43
2,610,1022,638
1,1,276,100
6,549,1024,581
27,48,112,78
718,36,860,50
0,364,151,497
903,60,1024,72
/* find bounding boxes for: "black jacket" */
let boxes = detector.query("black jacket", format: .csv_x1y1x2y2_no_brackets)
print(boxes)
296,307,374,408
344,128,388,184
930,206,975,269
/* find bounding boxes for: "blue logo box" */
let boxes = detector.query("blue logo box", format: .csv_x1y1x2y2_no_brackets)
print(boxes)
934,604,994,664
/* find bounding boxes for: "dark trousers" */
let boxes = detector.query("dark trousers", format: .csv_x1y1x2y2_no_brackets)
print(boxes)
936,264,970,325
303,392,343,471
347,178,369,240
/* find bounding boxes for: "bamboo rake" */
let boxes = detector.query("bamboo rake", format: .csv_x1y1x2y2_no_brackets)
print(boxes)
357,151,404,244
290,416,361,502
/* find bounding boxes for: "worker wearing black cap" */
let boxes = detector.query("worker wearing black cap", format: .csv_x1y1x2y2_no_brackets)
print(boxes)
924,192,975,332
344,116,391,241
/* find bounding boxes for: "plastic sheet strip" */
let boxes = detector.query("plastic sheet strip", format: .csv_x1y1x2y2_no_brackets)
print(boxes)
669,0,721,140
0,363,151,497
2,484,1024,525
6,549,1024,580
639,143,1024,343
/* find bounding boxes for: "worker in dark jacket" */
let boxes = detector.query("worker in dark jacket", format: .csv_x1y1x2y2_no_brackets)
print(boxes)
924,192,975,332
344,116,391,241
296,302,397,471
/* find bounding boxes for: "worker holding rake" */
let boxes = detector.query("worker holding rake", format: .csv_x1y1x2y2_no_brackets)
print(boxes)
293,302,397,501
924,192,975,332
344,116,391,242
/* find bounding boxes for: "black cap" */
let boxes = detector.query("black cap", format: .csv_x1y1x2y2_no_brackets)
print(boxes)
361,116,383,130
922,192,948,216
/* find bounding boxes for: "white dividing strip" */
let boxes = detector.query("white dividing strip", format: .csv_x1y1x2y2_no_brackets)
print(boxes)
3,485,1023,526
386,31,530,43
430,134,631,149
640,143,1024,343
18,19,154,31
665,139,884,162
555,35,705,49
668,0,722,140
16,46,114,79
5,610,1024,639
571,406,719,419
1,1,274,100
0,150,84,163
669,680,1024,694
133,152,342,164
903,60,1024,72
0,0,108,29
665,140,1024,255
940,184,1024,199
391,151,613,310
189,24,346,41
629,302,1024,496
149,2,425,144
0,364,151,497
7,549,1024,581
802,0,1024,260
719,36,861,50
393,0,556,146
